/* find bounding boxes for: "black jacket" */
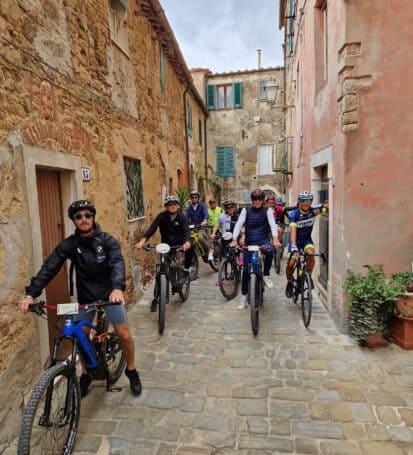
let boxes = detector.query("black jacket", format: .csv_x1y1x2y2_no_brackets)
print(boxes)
144,211,191,246
26,224,126,303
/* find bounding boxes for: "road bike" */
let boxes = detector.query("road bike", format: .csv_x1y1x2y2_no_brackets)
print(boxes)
246,245,274,336
288,250,326,328
18,301,125,455
217,233,243,300
189,225,221,278
144,243,190,334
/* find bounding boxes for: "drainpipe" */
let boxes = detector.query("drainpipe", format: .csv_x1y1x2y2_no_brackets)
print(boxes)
204,115,208,193
282,4,288,196
183,85,190,188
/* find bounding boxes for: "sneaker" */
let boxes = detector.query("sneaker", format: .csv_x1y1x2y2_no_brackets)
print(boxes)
125,369,142,396
238,295,247,310
263,276,274,288
150,299,157,312
285,280,294,298
208,252,214,262
79,373,92,398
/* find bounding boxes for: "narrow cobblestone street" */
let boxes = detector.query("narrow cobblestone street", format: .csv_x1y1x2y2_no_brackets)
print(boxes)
69,262,413,455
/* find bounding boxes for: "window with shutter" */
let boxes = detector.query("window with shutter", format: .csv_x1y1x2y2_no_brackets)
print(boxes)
207,85,216,110
216,146,235,177
258,144,275,175
259,79,270,101
233,82,243,108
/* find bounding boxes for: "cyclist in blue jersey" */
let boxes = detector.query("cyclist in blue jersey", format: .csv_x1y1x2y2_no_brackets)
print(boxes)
186,191,208,226
285,191,328,298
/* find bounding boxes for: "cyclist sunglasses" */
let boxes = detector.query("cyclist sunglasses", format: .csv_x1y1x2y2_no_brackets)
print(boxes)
251,196,264,201
226,205,235,209
73,212,94,220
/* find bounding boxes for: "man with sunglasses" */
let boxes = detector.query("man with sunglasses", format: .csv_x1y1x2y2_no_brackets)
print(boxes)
230,189,281,309
285,191,328,297
18,200,142,397
185,191,208,227
135,195,194,295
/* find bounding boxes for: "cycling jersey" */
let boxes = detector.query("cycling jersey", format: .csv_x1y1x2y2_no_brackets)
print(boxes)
186,203,208,225
217,213,238,234
143,211,191,245
288,207,320,246
208,206,223,227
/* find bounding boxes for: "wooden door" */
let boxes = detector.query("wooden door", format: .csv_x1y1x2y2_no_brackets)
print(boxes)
36,168,70,356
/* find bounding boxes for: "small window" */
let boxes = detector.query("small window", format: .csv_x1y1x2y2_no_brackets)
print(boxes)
217,84,233,109
198,119,202,146
109,0,129,54
124,157,144,219
216,146,235,177
160,46,165,93
258,144,276,175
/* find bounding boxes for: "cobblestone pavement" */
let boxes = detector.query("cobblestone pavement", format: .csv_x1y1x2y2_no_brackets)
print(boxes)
68,263,413,454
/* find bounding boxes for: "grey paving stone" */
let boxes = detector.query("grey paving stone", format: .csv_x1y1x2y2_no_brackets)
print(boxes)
319,440,362,455
182,396,205,413
293,420,344,439
73,434,102,452
294,438,319,454
143,389,184,409
238,434,293,452
192,414,227,432
236,399,268,416
247,417,269,434
270,400,308,419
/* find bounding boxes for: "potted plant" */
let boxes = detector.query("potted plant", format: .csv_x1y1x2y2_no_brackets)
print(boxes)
344,265,404,348
390,272,413,350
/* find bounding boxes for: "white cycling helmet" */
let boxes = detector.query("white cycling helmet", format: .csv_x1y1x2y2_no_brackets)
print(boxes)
298,191,313,202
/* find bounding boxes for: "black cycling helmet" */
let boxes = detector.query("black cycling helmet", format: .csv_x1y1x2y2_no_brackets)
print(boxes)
190,191,200,198
250,188,265,201
223,199,235,208
164,195,179,206
68,200,96,219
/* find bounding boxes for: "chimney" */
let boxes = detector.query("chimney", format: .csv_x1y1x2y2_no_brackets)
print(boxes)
257,49,262,69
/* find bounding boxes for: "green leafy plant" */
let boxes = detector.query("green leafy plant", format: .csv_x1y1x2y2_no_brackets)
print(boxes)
174,186,190,211
344,265,405,342
391,272,413,290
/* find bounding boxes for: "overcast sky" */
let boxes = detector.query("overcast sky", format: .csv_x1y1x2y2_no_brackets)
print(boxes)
160,0,284,74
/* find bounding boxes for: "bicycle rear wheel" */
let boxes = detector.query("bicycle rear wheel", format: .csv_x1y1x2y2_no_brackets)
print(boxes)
188,254,199,281
248,273,259,336
158,274,168,334
101,318,126,384
18,364,80,455
218,258,239,300
301,271,313,328
208,240,221,272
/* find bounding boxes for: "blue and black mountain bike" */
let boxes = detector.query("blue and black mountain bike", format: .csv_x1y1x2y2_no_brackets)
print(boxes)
18,301,125,455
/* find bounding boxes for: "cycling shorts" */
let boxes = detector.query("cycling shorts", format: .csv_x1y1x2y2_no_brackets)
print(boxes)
287,239,315,257
75,303,128,326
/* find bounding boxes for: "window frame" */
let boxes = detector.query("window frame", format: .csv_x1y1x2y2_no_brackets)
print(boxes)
123,156,145,220
216,84,234,110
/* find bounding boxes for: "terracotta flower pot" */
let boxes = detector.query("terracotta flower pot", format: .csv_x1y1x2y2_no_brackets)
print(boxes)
365,332,388,348
394,292,413,317
392,316,413,350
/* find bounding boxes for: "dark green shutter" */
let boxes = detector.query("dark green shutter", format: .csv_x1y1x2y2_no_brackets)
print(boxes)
119,0,128,9
216,146,235,177
226,146,235,176
207,85,216,110
233,82,243,108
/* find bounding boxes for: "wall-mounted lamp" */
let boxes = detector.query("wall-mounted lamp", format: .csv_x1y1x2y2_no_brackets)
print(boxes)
263,80,295,110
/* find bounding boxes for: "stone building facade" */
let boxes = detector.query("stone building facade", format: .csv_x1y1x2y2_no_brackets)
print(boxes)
191,67,287,203
0,0,206,446
279,0,413,328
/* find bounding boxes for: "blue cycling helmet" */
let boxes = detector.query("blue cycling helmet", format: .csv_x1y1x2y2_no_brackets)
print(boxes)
298,191,313,202
275,196,285,205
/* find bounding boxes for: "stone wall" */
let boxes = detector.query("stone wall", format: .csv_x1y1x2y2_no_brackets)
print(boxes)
0,0,200,445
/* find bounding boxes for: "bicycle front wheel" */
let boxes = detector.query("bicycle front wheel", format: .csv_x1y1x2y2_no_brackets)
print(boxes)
178,269,190,301
248,273,259,336
158,273,168,335
101,319,126,384
301,272,313,328
218,258,239,300
188,254,199,281
208,240,221,272
18,364,80,455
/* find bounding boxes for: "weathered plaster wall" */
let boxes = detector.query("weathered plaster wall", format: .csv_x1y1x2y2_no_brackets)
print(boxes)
206,69,285,202
284,0,413,329
0,0,194,445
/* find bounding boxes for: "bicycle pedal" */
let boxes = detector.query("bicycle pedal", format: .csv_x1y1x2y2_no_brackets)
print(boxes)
109,387,123,392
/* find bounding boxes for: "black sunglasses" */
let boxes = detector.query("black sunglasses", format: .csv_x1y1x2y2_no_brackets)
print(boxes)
251,197,264,201
73,212,94,220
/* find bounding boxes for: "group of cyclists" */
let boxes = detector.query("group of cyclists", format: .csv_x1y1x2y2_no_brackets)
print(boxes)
17,189,328,398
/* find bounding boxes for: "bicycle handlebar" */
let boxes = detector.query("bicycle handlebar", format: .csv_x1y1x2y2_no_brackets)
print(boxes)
28,301,121,316
143,245,185,252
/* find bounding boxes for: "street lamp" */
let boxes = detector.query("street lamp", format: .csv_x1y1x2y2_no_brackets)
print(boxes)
263,79,294,110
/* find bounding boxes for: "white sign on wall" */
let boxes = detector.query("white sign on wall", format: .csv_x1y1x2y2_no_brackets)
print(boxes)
81,167,90,182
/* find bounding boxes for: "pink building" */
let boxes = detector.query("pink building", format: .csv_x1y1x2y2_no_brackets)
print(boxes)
280,0,413,327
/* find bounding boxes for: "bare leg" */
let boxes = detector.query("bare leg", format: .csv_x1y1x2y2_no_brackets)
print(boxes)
114,323,135,370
